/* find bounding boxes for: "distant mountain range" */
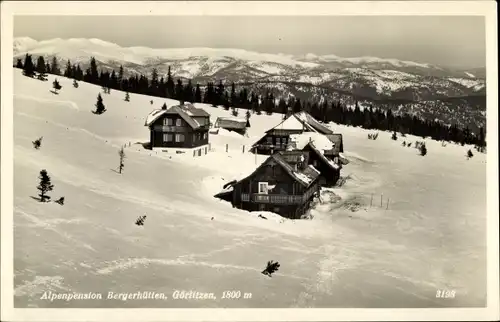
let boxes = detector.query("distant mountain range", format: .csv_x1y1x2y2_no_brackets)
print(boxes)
13,37,487,131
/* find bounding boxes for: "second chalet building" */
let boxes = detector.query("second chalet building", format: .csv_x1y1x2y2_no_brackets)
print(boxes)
216,151,321,219
213,116,250,135
251,111,344,157
145,103,210,156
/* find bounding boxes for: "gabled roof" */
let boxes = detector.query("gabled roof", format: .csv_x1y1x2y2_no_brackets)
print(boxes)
289,132,334,151
305,142,340,171
294,111,334,135
267,111,333,135
215,117,248,130
324,133,343,154
238,152,319,188
144,103,210,129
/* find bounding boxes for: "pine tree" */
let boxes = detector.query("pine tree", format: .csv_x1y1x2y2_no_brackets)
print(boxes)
166,66,175,98
64,59,72,78
36,56,46,74
392,131,397,140
37,169,54,202
118,146,126,174
36,56,48,81
195,84,202,103
90,57,99,83
52,79,62,93
22,54,35,77
51,56,60,75
16,58,23,69
467,149,473,159
93,93,106,115
419,143,427,156
232,108,239,117
125,91,130,102
118,65,124,89
73,79,79,88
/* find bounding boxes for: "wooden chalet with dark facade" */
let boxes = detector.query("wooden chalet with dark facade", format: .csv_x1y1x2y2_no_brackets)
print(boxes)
145,103,210,155
215,152,321,219
251,111,343,156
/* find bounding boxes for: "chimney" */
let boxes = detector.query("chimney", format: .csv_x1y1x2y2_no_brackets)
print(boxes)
162,103,167,110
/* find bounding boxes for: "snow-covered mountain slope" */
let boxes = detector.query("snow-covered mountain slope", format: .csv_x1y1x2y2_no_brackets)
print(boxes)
11,69,487,308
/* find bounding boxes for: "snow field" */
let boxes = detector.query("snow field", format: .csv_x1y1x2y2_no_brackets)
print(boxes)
12,69,487,308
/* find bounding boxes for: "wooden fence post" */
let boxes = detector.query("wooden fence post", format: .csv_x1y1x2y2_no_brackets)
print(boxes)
370,194,373,207
242,145,245,153
380,194,383,207
226,144,228,153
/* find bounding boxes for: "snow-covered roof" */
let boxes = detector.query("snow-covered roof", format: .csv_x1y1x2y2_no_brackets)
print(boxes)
306,142,341,171
215,117,247,130
267,111,333,135
289,132,334,151
144,103,210,128
294,111,333,135
234,152,319,188
270,114,311,131
144,109,167,127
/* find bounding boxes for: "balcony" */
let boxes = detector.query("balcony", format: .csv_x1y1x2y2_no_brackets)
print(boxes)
241,193,305,205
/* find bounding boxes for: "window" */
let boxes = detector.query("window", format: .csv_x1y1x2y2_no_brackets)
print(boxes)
175,118,183,126
258,182,269,194
175,134,185,142
276,137,281,146
163,133,173,142
164,118,173,126
203,132,208,140
266,137,273,144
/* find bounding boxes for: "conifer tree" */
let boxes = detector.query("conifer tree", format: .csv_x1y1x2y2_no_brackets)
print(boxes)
52,79,62,93
392,131,398,140
36,56,46,74
37,169,54,202
64,59,73,78
73,79,79,88
467,149,474,159
16,58,23,69
195,84,202,103
51,56,60,75
22,54,35,77
125,91,130,102
93,93,106,115
419,143,427,156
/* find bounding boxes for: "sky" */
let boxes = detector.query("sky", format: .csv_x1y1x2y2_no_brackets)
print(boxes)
14,15,486,68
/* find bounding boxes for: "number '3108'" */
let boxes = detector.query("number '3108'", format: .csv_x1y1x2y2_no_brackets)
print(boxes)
436,290,456,298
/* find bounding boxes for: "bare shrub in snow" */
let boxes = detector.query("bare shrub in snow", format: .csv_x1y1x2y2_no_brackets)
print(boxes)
54,197,65,205
467,149,474,159
118,146,126,174
261,260,280,277
32,136,43,149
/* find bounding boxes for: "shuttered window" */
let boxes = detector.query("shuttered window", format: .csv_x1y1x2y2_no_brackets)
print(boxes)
175,134,185,142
